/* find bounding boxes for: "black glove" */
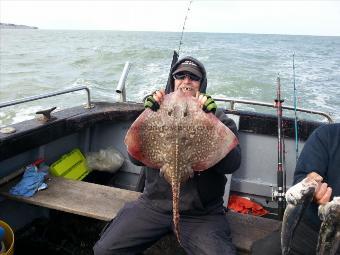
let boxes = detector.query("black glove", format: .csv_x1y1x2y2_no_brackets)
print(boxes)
144,95,160,111
202,94,217,113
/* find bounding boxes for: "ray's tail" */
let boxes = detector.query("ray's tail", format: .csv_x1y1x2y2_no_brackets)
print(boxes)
172,179,181,243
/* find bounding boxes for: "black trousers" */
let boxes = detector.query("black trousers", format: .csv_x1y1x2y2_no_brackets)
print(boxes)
251,217,340,255
93,199,236,255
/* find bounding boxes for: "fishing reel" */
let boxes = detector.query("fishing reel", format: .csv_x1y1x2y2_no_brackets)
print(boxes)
271,186,287,220
271,186,286,202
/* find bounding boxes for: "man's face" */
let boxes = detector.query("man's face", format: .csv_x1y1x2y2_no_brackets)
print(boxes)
173,72,201,97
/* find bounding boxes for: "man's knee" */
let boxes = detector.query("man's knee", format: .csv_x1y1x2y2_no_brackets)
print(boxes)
93,241,111,255
182,231,236,255
251,230,281,255
93,241,131,255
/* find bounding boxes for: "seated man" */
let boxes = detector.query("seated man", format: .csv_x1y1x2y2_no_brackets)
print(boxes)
93,56,241,255
251,123,340,255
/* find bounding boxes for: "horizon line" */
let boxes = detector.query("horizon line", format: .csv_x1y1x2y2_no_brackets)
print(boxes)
1,27,340,37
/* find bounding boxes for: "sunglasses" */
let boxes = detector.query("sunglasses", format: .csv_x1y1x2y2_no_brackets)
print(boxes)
173,73,201,82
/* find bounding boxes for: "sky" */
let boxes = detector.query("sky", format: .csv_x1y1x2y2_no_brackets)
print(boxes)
1,1,340,36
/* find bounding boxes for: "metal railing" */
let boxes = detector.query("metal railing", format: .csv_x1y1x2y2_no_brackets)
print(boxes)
214,97,333,123
0,86,94,110
116,62,131,102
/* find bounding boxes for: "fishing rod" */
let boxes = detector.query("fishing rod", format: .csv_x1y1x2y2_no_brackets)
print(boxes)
292,53,299,162
178,0,193,55
274,74,286,220
166,0,192,89
166,51,179,91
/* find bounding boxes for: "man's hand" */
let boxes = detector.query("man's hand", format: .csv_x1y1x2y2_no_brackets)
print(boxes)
153,89,165,104
196,93,217,113
314,183,332,205
307,172,333,205
144,89,165,111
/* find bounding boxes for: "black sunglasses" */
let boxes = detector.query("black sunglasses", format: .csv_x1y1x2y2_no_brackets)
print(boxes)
173,73,201,82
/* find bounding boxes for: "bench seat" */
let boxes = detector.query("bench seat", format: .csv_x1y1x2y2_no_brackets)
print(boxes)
0,176,140,221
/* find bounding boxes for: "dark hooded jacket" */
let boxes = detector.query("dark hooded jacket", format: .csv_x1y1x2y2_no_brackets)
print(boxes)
293,123,340,228
133,56,241,215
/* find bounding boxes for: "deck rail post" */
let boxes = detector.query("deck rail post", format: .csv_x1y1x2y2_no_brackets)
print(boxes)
116,62,131,102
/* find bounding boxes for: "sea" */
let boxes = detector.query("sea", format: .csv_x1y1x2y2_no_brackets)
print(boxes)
1,29,339,126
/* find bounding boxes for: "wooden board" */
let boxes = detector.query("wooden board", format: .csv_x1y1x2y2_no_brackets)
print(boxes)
0,176,140,221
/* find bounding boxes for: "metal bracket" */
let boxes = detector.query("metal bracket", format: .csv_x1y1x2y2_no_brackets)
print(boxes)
0,126,16,134
36,107,57,123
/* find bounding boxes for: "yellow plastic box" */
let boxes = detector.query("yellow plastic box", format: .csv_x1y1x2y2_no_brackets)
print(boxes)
50,149,89,180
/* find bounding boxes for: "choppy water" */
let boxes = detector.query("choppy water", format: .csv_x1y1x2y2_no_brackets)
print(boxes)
0,29,339,126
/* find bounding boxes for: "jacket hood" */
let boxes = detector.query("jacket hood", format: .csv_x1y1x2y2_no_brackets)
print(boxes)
165,56,207,94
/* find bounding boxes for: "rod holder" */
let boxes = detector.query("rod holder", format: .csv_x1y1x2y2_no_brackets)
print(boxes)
116,62,131,102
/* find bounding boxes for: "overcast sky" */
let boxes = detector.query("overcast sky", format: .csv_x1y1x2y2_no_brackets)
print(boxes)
1,1,340,36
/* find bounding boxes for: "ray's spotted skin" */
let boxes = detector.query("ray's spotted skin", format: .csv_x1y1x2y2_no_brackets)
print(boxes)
281,177,319,255
125,89,238,243
317,196,340,255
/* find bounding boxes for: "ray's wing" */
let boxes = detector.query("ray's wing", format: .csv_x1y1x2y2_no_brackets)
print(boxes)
125,109,170,169
187,111,238,171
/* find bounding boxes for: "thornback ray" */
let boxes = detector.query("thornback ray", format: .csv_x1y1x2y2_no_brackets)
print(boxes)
124,89,238,243
317,196,340,255
281,177,318,255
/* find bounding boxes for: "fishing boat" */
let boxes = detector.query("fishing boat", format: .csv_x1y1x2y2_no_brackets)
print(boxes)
0,57,333,255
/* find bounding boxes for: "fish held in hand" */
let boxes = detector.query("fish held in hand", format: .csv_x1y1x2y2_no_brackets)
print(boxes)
317,196,340,255
281,177,319,255
124,90,238,242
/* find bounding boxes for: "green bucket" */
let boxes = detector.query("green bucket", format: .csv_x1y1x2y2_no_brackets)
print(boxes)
0,220,14,255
